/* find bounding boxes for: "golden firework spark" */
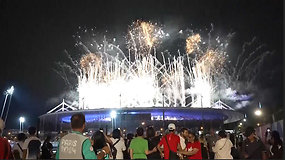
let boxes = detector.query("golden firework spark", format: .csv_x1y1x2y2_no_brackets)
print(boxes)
140,21,156,48
80,53,101,70
186,34,201,54
198,50,226,74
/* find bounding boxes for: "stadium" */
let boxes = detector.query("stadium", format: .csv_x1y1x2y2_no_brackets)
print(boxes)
39,99,243,133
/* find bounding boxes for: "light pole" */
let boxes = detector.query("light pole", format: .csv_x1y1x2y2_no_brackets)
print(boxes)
110,110,117,130
1,86,14,119
1,94,8,118
4,86,14,122
19,117,25,132
162,92,165,129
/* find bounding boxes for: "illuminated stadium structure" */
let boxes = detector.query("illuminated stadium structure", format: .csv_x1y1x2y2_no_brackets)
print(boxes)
39,99,243,133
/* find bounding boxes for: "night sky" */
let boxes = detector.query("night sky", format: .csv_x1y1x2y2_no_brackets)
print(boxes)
0,0,283,129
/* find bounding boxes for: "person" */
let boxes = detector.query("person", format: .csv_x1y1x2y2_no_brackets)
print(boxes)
12,133,27,159
124,133,134,159
206,128,218,159
145,126,161,159
110,128,126,159
157,123,182,159
179,127,189,150
0,118,13,159
22,126,41,159
92,130,112,159
212,130,233,159
268,130,283,159
56,113,96,159
41,135,53,159
241,126,267,159
229,133,239,159
129,127,157,159
199,134,209,159
178,131,202,159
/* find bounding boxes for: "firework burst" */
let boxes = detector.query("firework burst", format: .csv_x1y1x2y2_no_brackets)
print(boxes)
56,20,272,110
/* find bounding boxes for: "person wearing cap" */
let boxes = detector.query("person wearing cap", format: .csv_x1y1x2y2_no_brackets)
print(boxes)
56,113,97,159
157,123,182,159
241,126,267,159
0,118,14,159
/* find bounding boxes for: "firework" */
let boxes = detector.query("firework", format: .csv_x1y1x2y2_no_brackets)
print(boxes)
57,20,269,110
186,34,201,54
127,20,165,56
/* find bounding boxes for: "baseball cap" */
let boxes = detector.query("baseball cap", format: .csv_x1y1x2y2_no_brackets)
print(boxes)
168,123,176,131
0,118,5,131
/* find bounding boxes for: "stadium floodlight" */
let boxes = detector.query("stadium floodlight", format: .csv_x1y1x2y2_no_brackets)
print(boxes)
7,86,14,95
19,116,25,131
110,110,117,119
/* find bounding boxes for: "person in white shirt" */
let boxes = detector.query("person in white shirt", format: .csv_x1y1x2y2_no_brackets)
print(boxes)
179,127,189,150
12,133,27,159
212,130,233,159
22,127,41,159
110,128,126,159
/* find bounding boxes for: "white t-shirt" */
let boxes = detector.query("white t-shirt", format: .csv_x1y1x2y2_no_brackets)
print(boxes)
22,136,41,159
12,141,24,158
110,137,126,159
179,134,186,150
212,138,233,159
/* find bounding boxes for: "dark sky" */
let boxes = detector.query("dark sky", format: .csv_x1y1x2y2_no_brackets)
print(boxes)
0,0,283,129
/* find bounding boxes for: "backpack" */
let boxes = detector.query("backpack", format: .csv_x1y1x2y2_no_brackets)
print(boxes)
110,139,120,159
27,140,41,159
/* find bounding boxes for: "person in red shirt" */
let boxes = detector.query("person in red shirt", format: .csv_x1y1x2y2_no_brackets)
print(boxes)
0,118,13,159
157,123,182,159
178,132,202,159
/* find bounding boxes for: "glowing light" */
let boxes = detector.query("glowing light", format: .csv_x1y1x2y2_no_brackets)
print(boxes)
141,122,145,125
239,122,242,126
19,117,25,123
110,110,117,119
243,118,246,122
254,109,262,116
257,123,260,126
7,86,14,95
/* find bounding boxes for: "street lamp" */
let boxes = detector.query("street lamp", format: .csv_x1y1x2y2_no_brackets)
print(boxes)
254,102,262,116
1,86,14,119
254,109,262,116
19,117,25,132
243,114,247,122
